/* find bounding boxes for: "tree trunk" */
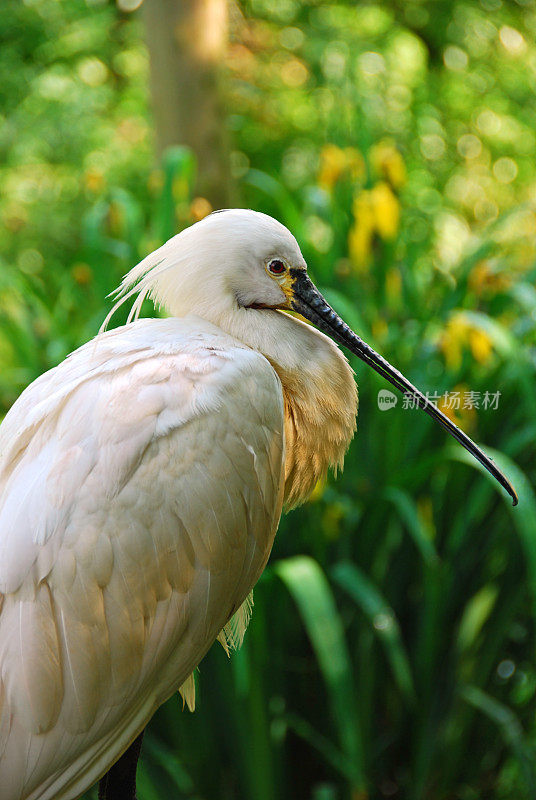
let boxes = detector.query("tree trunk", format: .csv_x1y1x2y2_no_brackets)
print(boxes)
142,0,233,208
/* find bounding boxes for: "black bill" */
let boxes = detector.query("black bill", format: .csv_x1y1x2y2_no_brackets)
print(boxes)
290,269,518,506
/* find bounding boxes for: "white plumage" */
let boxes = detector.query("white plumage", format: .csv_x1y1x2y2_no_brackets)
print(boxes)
0,211,357,799
0,316,288,799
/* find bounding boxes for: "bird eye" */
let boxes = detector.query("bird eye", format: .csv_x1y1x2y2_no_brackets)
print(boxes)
268,259,287,275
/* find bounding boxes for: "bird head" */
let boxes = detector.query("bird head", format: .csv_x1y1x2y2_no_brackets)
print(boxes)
103,208,517,506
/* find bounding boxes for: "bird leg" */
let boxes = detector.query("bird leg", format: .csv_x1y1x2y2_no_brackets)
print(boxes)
98,730,145,800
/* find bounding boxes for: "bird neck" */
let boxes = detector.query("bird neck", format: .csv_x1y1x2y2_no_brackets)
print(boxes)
210,308,358,508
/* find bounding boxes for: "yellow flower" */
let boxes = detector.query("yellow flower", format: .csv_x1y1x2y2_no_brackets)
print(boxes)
84,168,105,194
440,319,464,370
349,190,375,269
190,197,212,221
318,144,348,189
372,318,388,342
437,383,476,433
385,266,402,309
352,190,373,224
468,261,511,297
370,140,407,190
440,312,494,370
348,227,373,273
440,313,469,371
318,144,365,189
349,182,401,268
469,328,493,364
370,182,400,240
348,222,373,271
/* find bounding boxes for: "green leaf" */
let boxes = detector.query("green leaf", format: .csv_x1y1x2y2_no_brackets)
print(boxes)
135,761,163,800
445,446,536,616
383,487,438,566
143,734,195,793
332,560,416,705
157,146,197,242
274,556,366,792
457,584,498,652
460,685,536,796
283,711,358,783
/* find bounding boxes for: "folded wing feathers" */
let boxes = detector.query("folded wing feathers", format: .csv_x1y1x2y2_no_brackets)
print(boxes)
0,316,285,796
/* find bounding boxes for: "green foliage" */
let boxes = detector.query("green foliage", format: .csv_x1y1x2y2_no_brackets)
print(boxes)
1,1,535,799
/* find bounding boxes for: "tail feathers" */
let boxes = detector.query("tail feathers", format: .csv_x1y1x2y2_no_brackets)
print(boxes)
178,592,255,713
178,672,196,712
218,592,254,654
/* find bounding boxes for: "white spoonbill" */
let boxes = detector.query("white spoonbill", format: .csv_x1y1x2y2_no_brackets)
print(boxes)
0,209,517,800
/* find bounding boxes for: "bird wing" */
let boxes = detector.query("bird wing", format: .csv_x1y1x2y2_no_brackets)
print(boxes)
0,316,285,800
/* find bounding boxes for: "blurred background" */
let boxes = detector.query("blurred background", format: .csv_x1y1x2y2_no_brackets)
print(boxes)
1,0,536,798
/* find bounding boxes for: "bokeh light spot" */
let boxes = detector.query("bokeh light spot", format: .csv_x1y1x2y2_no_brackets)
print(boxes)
358,51,385,76
499,25,526,54
278,27,304,50
493,156,518,183
457,134,482,159
77,57,109,87
497,659,516,680
18,249,44,275
476,109,502,136
280,57,308,87
116,0,144,11
420,134,446,160
373,612,394,631
444,45,468,70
